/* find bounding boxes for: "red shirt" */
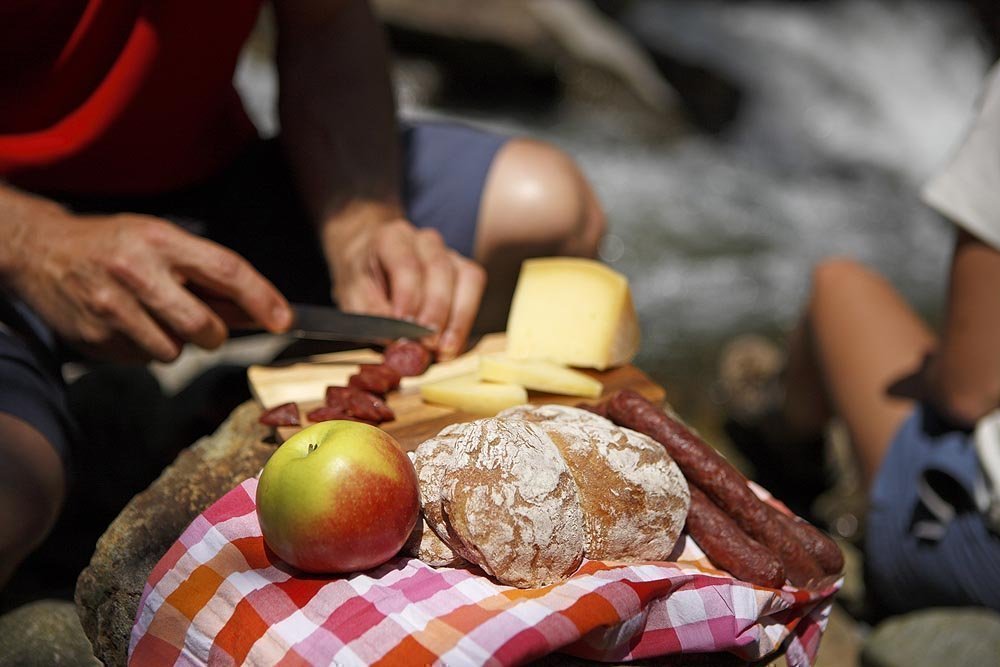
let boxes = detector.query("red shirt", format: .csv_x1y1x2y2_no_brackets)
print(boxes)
0,0,262,195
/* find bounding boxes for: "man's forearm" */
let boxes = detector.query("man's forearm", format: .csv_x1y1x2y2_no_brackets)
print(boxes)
275,0,401,231
0,183,68,288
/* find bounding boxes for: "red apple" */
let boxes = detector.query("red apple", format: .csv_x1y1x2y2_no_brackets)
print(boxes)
256,420,420,573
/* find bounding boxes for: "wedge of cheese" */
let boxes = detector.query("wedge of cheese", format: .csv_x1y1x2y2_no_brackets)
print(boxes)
505,258,640,370
478,354,603,398
419,374,528,415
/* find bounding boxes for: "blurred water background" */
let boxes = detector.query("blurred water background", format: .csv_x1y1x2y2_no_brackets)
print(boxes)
236,0,994,414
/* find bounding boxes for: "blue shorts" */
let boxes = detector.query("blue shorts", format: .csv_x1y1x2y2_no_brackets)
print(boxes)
866,404,1000,613
0,120,509,465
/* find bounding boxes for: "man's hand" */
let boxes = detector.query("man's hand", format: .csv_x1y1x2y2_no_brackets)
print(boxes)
326,218,486,360
8,209,292,362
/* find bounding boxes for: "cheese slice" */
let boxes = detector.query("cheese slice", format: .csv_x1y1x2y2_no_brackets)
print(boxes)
419,374,528,415
505,258,640,370
478,354,603,398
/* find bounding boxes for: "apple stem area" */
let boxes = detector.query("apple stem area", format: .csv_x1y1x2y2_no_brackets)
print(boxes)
308,443,317,453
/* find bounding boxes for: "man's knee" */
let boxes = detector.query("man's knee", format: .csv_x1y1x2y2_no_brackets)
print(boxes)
809,256,884,311
0,414,65,585
478,139,606,261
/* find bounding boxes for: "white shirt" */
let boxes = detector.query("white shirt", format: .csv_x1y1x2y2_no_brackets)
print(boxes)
923,60,1000,251
921,60,1000,535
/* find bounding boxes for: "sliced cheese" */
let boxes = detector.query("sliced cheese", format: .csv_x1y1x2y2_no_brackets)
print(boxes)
419,374,528,415
505,257,640,370
478,354,603,398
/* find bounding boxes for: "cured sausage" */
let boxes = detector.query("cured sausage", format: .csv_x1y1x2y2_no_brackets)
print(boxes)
348,363,401,396
686,484,785,588
347,388,395,423
259,402,300,427
325,385,354,407
306,404,359,423
766,502,844,574
602,390,833,585
323,385,395,425
577,400,610,419
384,339,432,377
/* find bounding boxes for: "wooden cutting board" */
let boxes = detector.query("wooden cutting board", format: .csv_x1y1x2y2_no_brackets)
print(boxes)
248,333,665,452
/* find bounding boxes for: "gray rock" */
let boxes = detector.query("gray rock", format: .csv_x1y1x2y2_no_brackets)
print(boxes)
0,599,100,666
861,607,1000,667
74,401,276,667
373,0,687,134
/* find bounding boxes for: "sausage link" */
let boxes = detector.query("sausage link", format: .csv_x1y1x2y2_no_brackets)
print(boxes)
766,503,844,574
687,484,786,588
604,390,830,586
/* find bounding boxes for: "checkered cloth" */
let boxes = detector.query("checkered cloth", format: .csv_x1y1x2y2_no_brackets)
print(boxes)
130,477,839,666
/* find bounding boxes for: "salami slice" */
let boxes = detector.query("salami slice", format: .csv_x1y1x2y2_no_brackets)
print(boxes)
383,338,432,377
306,404,354,423
347,388,395,423
348,363,401,396
259,402,300,427
323,385,395,424
325,386,354,407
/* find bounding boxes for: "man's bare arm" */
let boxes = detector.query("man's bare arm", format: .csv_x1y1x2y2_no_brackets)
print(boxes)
929,228,1000,424
274,0,486,359
274,0,400,225
0,182,291,362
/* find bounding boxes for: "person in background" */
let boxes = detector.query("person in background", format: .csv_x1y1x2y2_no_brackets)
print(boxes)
0,0,606,592
723,62,1000,612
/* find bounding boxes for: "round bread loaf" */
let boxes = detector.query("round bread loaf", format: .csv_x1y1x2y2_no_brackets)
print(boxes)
498,404,689,561
410,426,464,566
440,418,585,588
402,514,464,567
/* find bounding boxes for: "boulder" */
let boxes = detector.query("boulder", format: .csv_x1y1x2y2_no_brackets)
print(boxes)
0,599,100,666
74,401,275,667
374,0,688,134
861,607,1000,667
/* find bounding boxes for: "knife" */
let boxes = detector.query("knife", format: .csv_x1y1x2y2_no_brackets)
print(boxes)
285,303,434,344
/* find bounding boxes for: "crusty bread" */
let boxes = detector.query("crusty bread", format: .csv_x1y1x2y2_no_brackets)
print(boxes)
410,427,464,566
408,404,690,587
498,404,689,561
402,514,465,567
440,418,585,588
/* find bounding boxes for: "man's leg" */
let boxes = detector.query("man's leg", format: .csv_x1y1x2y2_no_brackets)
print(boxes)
0,300,73,594
0,416,65,591
795,257,936,488
473,139,606,331
401,122,605,332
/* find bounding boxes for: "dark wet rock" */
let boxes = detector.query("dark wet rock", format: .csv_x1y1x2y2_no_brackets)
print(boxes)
75,401,275,667
0,599,100,666
374,0,688,134
861,607,1000,667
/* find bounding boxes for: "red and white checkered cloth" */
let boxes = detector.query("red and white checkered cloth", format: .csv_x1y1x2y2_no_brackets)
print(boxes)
130,477,839,666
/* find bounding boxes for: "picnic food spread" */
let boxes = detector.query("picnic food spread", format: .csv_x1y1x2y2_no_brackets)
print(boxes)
250,257,842,593
134,257,842,665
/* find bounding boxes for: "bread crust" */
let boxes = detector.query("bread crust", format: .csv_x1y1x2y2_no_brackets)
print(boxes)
411,428,464,566
498,405,689,561
440,418,585,587
402,514,465,567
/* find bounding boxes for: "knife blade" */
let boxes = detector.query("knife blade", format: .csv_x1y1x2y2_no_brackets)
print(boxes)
286,303,433,344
